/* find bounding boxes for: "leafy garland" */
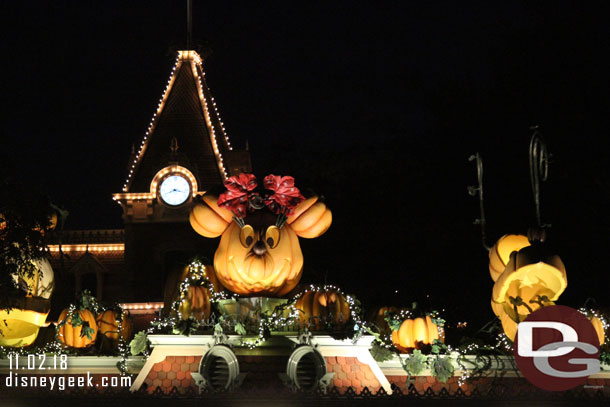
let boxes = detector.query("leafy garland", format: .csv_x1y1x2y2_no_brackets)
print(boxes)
129,261,367,356
129,260,610,385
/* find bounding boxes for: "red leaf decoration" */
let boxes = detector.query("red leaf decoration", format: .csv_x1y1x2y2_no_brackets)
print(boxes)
218,173,258,217
263,175,305,215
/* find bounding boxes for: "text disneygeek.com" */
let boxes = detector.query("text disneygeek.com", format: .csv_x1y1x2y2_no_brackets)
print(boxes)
4,373,132,391
2,354,131,391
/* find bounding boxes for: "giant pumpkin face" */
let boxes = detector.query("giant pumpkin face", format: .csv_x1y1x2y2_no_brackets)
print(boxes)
491,244,567,341
190,194,331,296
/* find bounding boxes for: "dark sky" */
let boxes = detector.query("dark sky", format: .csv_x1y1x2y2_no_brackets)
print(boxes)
2,2,609,325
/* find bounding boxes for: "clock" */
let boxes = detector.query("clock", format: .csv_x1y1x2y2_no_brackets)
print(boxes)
159,175,191,206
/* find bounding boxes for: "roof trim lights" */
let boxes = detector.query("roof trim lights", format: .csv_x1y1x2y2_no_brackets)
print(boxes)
121,50,233,193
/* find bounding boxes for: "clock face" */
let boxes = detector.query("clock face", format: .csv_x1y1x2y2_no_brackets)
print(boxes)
159,175,191,206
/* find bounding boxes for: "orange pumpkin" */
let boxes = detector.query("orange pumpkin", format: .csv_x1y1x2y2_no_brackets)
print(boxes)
369,306,402,335
392,315,443,352
33,211,58,235
163,264,216,320
57,308,98,348
295,290,350,330
488,234,530,281
589,316,606,346
178,285,212,320
491,245,567,341
96,310,133,343
190,194,332,296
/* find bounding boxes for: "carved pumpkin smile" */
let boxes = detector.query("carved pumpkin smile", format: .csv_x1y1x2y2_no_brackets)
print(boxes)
189,175,332,297
217,221,301,295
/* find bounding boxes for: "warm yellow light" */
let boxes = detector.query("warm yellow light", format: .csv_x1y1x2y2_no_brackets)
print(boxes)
489,234,531,282
118,302,163,311
0,309,49,347
48,244,125,253
121,50,235,192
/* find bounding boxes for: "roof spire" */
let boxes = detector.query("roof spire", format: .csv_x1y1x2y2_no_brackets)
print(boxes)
170,137,179,162
186,0,193,50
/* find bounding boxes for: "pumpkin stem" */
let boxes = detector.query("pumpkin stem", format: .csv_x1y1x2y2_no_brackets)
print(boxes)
509,296,534,317
529,295,552,308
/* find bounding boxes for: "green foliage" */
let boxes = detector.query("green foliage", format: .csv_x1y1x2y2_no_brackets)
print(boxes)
370,341,394,362
80,321,95,340
172,318,198,336
403,349,427,376
234,322,247,336
430,339,449,355
0,180,67,309
428,310,446,328
430,356,455,383
70,312,83,327
214,316,225,335
384,312,402,332
601,347,609,365
130,331,148,356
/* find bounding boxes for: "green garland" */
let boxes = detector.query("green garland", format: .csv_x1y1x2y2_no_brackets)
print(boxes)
130,262,368,356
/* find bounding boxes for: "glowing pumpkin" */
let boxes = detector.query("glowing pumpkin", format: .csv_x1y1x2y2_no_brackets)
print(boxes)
178,286,212,320
369,306,401,335
0,259,54,347
295,289,350,330
190,194,332,296
0,309,49,347
163,264,218,320
489,234,530,281
392,315,443,351
57,308,98,348
96,310,133,343
12,258,55,299
32,211,58,235
491,245,567,340
589,316,606,346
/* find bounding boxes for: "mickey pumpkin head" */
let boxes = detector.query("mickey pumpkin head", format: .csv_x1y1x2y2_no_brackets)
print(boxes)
190,174,332,296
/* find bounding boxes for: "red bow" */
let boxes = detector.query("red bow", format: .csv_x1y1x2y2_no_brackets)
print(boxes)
217,173,258,217
217,173,305,217
263,175,305,215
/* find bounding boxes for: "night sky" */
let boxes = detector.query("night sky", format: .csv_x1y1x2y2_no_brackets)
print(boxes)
2,2,609,328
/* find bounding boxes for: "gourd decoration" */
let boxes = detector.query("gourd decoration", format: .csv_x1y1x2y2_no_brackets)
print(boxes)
178,286,212,320
392,315,444,352
190,174,332,296
369,306,402,335
488,234,530,281
295,289,350,330
579,309,607,346
590,316,606,346
57,308,98,348
163,264,217,320
96,309,133,344
491,244,567,341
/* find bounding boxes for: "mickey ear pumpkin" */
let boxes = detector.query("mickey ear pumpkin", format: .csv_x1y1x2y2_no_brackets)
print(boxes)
190,194,233,238
489,234,531,281
287,196,332,238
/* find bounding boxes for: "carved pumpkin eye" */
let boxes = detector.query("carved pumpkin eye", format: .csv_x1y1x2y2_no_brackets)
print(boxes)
265,225,280,249
239,225,255,248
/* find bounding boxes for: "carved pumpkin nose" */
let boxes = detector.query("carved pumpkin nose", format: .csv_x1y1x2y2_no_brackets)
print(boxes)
252,240,267,256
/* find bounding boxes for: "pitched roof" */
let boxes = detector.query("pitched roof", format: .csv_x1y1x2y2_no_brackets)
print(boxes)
122,51,243,193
